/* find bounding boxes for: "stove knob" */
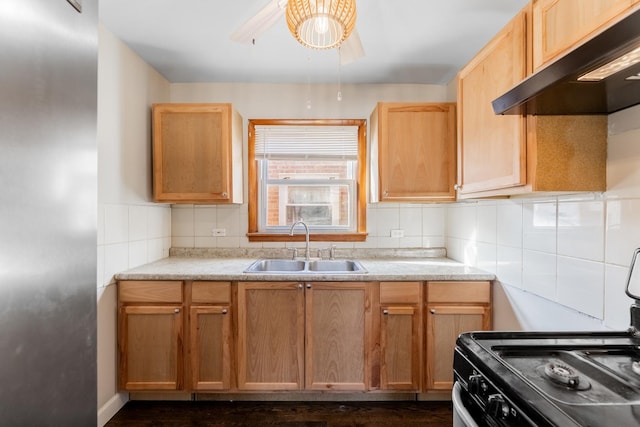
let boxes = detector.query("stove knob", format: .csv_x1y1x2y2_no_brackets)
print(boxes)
487,394,510,420
468,374,485,394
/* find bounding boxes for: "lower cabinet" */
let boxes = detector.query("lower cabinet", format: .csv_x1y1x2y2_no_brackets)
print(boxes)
236,281,371,391
118,281,184,391
117,279,491,395
425,281,491,390
378,282,422,391
189,281,232,391
236,282,305,390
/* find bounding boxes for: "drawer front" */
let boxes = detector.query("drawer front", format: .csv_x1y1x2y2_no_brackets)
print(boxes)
192,281,231,303
427,281,490,304
380,281,421,304
119,281,183,303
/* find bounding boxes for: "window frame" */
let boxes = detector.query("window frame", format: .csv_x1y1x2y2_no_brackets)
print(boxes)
247,119,367,242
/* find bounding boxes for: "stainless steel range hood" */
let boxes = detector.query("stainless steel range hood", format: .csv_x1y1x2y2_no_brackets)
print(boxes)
493,8,640,115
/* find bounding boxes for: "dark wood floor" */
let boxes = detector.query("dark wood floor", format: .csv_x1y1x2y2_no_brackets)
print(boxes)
105,400,453,427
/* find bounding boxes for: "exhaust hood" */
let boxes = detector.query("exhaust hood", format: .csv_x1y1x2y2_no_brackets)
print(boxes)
492,8,640,115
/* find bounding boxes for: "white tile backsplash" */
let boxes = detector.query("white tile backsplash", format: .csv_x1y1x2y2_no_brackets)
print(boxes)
476,203,497,244
557,256,604,319
522,201,556,253
604,264,633,330
606,199,640,266
522,250,556,301
497,245,522,289
496,202,522,248
557,200,604,262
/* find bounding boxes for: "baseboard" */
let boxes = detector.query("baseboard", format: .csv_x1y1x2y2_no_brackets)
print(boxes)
98,392,129,427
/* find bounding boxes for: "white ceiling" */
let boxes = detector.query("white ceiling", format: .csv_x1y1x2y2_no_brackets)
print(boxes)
99,0,529,85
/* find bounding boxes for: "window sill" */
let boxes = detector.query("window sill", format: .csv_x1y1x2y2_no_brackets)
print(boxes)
247,232,368,243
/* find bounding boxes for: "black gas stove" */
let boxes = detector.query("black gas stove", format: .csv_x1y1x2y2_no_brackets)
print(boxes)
454,330,640,426
453,249,640,427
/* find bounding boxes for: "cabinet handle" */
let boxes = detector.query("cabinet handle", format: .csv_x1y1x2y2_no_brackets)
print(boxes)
174,308,181,314
222,309,228,315
383,309,389,315
306,284,312,289
430,309,436,314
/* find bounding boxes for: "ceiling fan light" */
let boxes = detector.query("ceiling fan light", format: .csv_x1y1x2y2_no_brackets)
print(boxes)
286,0,356,50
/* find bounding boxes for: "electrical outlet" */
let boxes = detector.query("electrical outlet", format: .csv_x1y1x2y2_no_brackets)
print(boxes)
212,228,226,237
390,229,404,238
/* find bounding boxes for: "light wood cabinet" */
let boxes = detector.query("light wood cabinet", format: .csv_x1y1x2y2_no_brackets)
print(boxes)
189,281,231,391
379,282,422,391
152,103,243,204
118,281,184,391
532,0,640,71
306,282,372,391
236,282,305,390
370,103,456,202
236,281,371,391
425,281,491,391
457,6,607,199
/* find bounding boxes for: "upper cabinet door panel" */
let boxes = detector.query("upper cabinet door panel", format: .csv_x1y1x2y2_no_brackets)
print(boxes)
152,103,243,204
457,10,527,196
532,0,640,70
371,103,456,202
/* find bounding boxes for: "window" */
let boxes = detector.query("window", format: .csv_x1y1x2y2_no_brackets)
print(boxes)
248,119,367,242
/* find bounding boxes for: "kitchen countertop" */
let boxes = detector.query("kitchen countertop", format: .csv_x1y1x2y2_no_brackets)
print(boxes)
114,249,495,282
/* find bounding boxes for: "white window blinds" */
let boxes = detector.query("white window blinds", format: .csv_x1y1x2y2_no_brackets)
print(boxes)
254,125,359,159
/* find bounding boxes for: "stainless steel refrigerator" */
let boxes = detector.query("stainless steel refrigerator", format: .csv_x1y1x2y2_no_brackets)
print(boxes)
0,0,97,425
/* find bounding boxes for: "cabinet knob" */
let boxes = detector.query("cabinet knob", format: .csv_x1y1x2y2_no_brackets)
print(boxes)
222,309,228,315
454,184,460,190
430,309,436,314
221,192,228,198
383,190,389,196
306,284,312,289
298,283,303,289
174,308,181,314
383,309,389,315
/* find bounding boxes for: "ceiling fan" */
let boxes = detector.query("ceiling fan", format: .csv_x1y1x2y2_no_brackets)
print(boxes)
230,0,365,65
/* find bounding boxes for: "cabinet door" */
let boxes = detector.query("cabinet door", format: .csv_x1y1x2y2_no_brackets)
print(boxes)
532,0,639,70
457,10,527,197
190,305,231,391
305,282,371,391
152,103,238,203
380,306,421,391
425,305,490,390
236,282,304,390
375,103,456,202
118,305,183,391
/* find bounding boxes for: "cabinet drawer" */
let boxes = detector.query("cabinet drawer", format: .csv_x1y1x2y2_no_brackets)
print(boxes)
427,281,490,304
192,281,231,303
380,281,421,304
119,281,183,303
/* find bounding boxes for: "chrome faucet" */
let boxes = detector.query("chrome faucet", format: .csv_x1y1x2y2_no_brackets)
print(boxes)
289,220,310,261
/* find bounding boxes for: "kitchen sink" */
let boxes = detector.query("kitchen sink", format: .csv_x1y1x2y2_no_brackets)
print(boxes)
308,260,364,272
244,259,367,274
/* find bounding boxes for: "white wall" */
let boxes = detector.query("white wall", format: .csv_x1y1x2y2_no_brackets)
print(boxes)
169,83,452,251
446,104,640,332
96,25,172,426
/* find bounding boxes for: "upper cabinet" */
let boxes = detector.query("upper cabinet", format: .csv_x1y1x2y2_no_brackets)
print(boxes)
370,102,457,203
532,0,640,71
152,103,243,204
457,6,607,199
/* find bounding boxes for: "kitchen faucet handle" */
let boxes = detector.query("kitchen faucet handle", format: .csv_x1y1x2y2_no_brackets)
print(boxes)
287,246,299,260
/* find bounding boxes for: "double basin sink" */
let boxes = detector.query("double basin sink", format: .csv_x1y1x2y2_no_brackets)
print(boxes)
244,258,367,274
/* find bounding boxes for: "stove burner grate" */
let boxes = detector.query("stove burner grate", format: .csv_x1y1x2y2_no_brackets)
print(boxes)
537,361,591,391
